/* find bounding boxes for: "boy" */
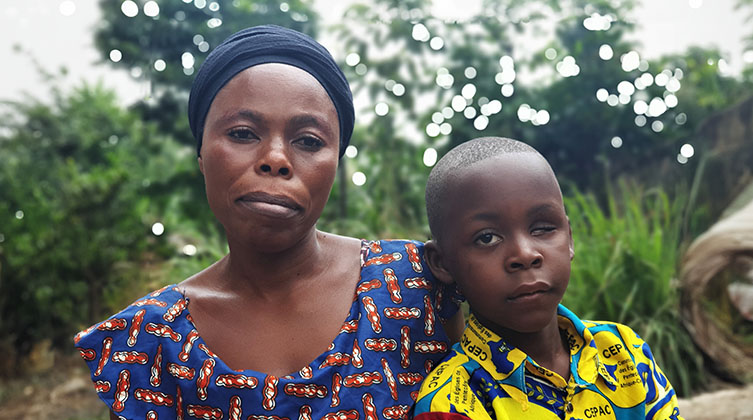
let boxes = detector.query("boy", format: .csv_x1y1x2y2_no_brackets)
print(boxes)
413,137,682,420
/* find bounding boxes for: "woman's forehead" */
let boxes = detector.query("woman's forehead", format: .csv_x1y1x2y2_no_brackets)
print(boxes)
208,64,338,124
225,63,329,95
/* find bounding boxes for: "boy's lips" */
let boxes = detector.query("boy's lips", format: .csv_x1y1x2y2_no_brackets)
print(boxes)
236,192,302,218
508,282,550,301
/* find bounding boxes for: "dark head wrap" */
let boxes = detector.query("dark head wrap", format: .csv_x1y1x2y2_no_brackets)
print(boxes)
188,25,355,157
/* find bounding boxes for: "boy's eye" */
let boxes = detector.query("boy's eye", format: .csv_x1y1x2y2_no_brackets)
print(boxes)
295,136,325,150
475,232,502,246
531,226,556,235
228,128,257,142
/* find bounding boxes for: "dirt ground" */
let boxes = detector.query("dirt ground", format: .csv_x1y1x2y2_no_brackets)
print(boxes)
1,354,751,420
678,384,753,420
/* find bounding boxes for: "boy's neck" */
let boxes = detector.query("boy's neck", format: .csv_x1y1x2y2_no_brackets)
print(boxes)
480,312,572,381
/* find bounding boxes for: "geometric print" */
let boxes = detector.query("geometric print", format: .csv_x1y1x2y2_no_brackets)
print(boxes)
76,239,462,419
413,306,683,420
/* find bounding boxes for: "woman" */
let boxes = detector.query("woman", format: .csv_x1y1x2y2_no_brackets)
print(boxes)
75,25,463,419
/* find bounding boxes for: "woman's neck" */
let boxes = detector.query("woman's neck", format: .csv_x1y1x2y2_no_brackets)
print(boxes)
220,228,329,299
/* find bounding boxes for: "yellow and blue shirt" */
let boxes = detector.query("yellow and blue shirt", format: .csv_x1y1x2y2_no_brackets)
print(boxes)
413,306,682,420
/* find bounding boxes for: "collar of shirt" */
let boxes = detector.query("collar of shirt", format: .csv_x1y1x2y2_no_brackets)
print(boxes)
459,305,619,405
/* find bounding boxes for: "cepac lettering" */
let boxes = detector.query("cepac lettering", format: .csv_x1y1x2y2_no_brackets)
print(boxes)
426,363,448,389
466,344,488,361
535,366,554,377
601,343,623,358
584,405,613,418
567,332,580,351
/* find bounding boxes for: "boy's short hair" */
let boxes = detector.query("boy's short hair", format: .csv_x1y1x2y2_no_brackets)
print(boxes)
425,137,540,241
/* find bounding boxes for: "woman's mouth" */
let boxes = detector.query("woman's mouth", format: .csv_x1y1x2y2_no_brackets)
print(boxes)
236,192,302,218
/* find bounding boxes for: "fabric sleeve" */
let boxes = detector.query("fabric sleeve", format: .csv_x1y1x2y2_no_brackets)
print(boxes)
615,324,684,420
412,355,495,420
641,345,683,420
73,291,177,419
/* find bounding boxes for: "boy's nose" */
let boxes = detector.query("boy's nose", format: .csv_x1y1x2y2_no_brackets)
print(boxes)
505,238,543,272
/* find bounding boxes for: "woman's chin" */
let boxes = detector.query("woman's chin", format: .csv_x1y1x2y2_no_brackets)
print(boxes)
226,224,317,253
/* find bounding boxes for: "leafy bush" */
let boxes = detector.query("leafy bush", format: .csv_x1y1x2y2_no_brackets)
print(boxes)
563,183,706,396
0,83,185,365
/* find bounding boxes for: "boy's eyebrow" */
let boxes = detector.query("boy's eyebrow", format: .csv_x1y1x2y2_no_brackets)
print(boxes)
527,203,559,216
469,203,560,221
470,212,501,221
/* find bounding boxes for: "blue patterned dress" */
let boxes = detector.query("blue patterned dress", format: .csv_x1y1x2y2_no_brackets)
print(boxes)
76,239,461,420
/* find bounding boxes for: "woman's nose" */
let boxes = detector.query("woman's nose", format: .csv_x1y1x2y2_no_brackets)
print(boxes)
505,237,543,272
256,137,292,178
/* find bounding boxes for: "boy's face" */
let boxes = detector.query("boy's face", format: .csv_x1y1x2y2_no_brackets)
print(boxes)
427,153,574,336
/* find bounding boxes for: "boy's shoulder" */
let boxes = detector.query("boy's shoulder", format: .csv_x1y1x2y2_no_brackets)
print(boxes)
413,343,488,417
420,342,473,385
557,306,648,354
578,317,649,357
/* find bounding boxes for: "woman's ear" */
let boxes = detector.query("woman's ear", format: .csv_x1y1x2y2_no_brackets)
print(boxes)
198,155,204,175
424,240,455,286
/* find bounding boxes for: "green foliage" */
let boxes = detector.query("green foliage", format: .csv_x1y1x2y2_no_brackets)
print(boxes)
94,0,320,152
335,0,642,186
95,0,319,94
563,184,706,396
2,0,748,395
319,122,434,241
0,83,189,356
737,0,753,49
330,0,750,240
88,0,752,238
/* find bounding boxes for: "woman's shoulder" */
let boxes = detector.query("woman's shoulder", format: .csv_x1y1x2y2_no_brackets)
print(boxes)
74,284,185,348
361,239,426,269
358,238,465,322
366,238,425,250
363,239,424,261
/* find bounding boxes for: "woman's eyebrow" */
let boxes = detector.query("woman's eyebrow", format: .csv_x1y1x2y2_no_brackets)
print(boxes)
288,114,335,137
216,109,265,126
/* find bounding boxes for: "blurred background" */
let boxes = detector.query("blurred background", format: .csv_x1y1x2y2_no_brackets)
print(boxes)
1,0,752,418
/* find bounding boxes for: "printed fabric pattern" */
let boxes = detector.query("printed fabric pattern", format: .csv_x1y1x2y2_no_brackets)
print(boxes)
75,239,462,420
413,305,683,420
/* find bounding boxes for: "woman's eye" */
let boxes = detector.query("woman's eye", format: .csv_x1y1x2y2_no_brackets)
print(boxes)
228,128,257,142
475,233,501,246
296,136,324,150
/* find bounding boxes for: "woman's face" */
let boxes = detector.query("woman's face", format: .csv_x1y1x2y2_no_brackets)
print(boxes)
199,63,340,252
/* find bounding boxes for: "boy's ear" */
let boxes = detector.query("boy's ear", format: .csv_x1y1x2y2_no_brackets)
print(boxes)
424,240,455,286
198,156,204,175
567,218,575,261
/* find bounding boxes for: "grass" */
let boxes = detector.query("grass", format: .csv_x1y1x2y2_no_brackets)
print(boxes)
563,183,707,396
